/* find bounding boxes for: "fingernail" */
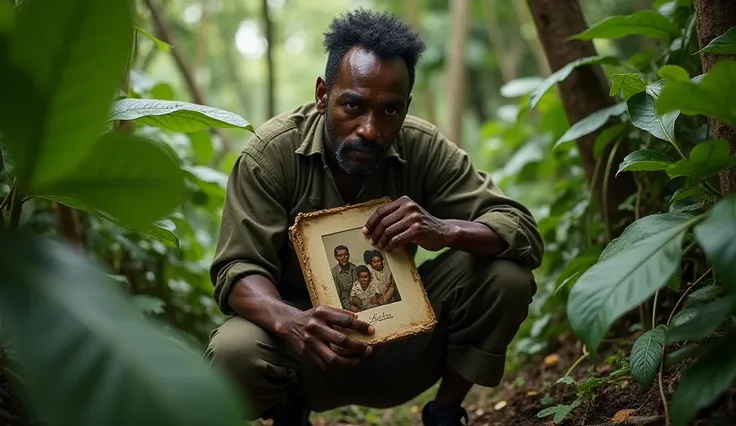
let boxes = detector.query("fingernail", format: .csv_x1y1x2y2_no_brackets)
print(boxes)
362,226,368,234
369,326,375,334
369,239,375,246
366,346,373,355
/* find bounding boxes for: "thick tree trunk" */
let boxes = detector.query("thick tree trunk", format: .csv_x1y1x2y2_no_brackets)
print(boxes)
693,0,736,194
445,0,469,146
527,0,637,236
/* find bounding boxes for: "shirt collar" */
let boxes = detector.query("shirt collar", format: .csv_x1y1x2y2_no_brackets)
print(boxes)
294,112,406,164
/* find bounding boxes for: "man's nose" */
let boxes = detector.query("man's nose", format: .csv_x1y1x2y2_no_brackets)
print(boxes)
356,114,379,141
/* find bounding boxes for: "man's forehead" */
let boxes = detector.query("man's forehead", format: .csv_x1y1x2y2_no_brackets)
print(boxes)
335,46,409,94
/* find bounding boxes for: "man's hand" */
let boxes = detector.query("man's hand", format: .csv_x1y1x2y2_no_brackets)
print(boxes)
280,306,374,371
363,196,456,252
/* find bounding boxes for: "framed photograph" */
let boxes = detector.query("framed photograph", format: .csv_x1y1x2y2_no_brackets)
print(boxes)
288,197,437,348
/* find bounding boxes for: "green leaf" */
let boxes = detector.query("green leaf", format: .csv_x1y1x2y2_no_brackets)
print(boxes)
658,65,690,82
146,219,179,248
671,330,736,426
220,152,240,174
567,213,692,352
627,91,679,144
610,73,646,100
190,130,215,164
670,186,708,205
0,1,13,32
131,294,166,315
109,98,255,133
617,149,675,175
695,25,736,55
657,61,736,126
528,56,621,110
666,295,736,344
30,132,186,230
572,11,680,41
499,76,543,98
553,103,627,150
600,212,692,261
593,124,626,159
134,23,172,52
185,165,228,190
0,0,134,189
667,139,736,180
0,230,248,426
630,324,666,388
684,285,724,307
694,195,736,291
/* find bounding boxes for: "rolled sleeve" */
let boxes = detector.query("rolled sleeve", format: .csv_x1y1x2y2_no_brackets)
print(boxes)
422,129,544,269
210,148,288,315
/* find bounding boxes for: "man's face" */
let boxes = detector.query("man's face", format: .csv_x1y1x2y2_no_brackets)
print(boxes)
316,46,411,176
335,248,349,266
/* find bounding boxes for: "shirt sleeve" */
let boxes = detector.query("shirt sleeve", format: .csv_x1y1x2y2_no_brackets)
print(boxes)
421,128,544,270
209,148,289,315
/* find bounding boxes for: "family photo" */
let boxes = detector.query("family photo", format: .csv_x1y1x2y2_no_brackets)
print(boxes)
322,227,402,313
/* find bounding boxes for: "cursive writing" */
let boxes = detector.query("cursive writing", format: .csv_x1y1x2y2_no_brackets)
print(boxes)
368,311,394,323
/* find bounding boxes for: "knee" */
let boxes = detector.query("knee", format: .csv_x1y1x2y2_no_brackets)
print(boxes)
483,258,536,309
205,316,298,420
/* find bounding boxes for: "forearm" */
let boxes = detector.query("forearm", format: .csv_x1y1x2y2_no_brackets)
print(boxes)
227,274,303,338
443,219,507,257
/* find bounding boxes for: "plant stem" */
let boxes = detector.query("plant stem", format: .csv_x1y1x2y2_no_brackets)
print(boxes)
565,346,589,378
8,188,23,230
602,137,623,243
651,290,659,329
657,266,713,426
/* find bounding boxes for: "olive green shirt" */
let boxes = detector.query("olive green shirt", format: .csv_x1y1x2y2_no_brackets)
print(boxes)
210,102,544,315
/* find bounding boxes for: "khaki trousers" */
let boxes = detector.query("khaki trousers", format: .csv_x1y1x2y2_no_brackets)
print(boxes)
205,249,536,420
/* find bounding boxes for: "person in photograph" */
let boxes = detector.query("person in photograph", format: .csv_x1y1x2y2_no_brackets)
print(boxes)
206,8,543,426
363,249,400,304
349,265,381,312
330,245,356,310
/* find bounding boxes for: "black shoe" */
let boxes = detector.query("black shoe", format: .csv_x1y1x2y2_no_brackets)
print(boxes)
421,401,469,426
271,397,312,426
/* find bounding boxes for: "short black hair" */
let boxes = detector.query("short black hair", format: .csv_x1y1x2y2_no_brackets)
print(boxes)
322,7,426,94
356,265,371,276
363,249,383,265
334,245,349,255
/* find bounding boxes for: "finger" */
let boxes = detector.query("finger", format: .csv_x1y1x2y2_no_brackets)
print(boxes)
309,338,360,370
320,309,375,335
386,225,421,251
319,325,373,356
376,216,412,249
371,208,408,247
363,200,402,235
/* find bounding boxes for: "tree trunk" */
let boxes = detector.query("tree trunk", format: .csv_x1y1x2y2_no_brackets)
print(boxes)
445,0,469,146
693,0,736,194
262,0,276,119
527,0,636,236
512,0,551,77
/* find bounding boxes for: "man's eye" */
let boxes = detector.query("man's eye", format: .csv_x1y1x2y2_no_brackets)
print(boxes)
385,108,398,116
345,103,358,109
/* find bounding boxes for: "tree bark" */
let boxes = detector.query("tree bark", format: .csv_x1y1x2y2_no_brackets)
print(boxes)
527,0,637,236
262,0,276,119
445,0,469,146
512,0,551,77
693,0,736,194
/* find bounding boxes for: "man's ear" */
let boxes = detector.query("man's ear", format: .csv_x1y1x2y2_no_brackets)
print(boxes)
406,93,413,115
315,76,328,113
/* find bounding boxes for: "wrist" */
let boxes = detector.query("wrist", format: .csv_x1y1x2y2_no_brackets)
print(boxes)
441,219,463,248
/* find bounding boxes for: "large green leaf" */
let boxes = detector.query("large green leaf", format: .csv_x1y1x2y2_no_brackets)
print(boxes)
671,330,736,426
610,73,646,100
528,56,621,110
657,61,736,126
30,132,186,230
666,295,736,344
695,25,736,55
0,230,248,426
667,139,736,180
0,0,133,189
658,65,690,82
627,91,679,144
553,103,626,150
599,212,692,261
630,324,666,388
572,11,680,41
617,149,675,175
567,213,692,352
109,98,255,133
694,195,736,291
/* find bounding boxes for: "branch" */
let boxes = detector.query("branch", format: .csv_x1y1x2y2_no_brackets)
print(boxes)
142,0,233,154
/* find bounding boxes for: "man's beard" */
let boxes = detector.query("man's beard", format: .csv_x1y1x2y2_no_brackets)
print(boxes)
325,115,387,176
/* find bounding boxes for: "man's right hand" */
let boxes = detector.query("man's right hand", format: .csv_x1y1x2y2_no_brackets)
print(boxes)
280,306,375,371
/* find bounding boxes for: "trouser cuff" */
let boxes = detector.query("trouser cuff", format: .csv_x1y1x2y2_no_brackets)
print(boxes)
447,344,506,387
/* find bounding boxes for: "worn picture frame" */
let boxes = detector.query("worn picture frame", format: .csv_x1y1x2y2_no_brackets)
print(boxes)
288,197,437,349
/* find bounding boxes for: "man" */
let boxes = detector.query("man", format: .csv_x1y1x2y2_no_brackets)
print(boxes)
205,8,543,426
331,245,357,309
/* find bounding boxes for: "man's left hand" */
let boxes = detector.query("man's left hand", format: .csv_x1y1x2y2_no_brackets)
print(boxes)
363,196,456,252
